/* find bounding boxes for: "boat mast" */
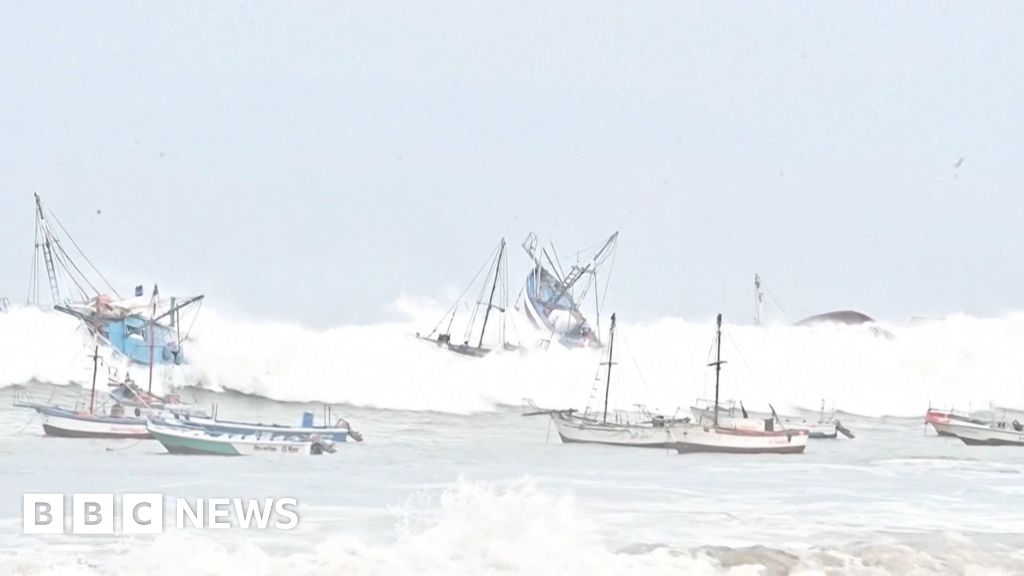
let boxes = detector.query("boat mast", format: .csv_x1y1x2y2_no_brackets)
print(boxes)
601,313,617,424
89,343,100,414
34,194,62,305
147,285,157,394
477,239,505,349
711,313,724,426
754,274,764,326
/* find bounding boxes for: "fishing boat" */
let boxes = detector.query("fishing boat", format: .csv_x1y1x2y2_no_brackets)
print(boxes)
15,345,152,438
417,238,521,357
147,420,337,456
925,407,990,437
690,399,854,439
177,406,362,443
524,314,687,448
519,232,617,348
672,315,809,454
28,194,204,366
938,418,1024,446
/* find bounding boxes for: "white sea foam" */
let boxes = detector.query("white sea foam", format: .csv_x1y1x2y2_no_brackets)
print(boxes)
1,480,1021,576
2,303,1023,416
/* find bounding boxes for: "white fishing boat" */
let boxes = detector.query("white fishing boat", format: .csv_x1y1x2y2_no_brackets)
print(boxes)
690,399,854,439
939,418,1024,446
525,314,688,448
15,345,153,439
178,405,363,443
416,238,522,357
147,420,337,456
672,315,809,455
925,407,990,437
39,406,150,439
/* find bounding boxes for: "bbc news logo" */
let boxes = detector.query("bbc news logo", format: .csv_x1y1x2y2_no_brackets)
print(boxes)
23,494,299,534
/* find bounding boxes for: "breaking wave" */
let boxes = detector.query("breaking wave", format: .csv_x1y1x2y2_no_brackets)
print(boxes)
2,302,1023,416
2,479,1022,576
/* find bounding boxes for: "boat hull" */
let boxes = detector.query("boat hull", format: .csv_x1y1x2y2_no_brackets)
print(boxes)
940,421,1024,446
551,414,678,448
522,269,599,348
182,416,352,442
148,422,332,456
41,409,150,439
673,424,809,454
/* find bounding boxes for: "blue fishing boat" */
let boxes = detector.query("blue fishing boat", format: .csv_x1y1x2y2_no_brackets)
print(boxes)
520,232,618,348
27,194,203,366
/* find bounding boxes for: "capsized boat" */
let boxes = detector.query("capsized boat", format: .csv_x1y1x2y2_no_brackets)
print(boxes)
177,406,363,443
28,194,204,366
673,314,808,455
519,232,617,348
147,420,337,456
524,314,688,448
417,238,522,357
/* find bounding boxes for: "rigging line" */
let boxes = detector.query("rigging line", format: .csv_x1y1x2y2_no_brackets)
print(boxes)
615,330,656,407
27,219,42,304
47,209,121,298
724,333,754,398
49,244,92,301
179,299,203,342
425,242,499,337
45,225,99,299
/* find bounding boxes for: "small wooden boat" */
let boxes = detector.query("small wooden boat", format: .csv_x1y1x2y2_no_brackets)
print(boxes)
40,406,149,439
15,345,153,439
525,314,688,449
178,406,363,443
147,420,337,456
691,399,854,439
673,314,808,455
939,418,1024,446
925,408,989,437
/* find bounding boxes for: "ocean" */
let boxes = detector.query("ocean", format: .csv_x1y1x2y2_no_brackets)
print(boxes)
1,305,1023,575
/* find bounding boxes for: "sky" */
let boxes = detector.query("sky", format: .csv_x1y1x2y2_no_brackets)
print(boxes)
1,2,1022,327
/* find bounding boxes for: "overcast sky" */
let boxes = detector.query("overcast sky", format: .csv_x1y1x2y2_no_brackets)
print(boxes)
1,2,1021,327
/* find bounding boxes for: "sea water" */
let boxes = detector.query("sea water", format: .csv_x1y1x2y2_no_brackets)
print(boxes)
1,306,1023,575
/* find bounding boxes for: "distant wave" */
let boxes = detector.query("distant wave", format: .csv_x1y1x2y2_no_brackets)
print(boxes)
2,302,1023,416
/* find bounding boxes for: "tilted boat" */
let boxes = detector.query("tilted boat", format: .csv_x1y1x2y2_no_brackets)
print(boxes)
417,238,521,357
672,315,808,454
519,232,617,348
176,406,363,443
28,194,204,366
147,420,337,456
525,314,687,449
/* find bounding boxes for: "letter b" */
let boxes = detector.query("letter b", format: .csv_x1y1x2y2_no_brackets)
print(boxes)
23,494,64,534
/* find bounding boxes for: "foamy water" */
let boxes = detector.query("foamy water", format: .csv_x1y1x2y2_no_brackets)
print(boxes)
3,305,1024,575
3,303,1023,416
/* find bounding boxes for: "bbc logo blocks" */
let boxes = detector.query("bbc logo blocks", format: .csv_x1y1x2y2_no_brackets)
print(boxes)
23,494,163,535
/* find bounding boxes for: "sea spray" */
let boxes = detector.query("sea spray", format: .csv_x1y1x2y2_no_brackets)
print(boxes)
3,302,1023,416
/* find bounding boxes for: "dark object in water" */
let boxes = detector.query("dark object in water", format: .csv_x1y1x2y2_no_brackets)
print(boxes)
795,311,874,326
